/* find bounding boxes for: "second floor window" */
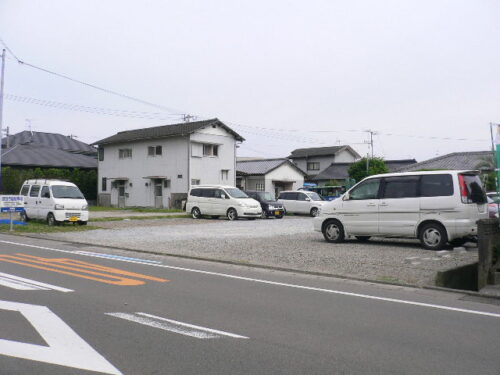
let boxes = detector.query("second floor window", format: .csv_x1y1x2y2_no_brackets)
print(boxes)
221,169,229,180
203,144,218,156
307,162,320,171
148,146,163,156
119,148,132,159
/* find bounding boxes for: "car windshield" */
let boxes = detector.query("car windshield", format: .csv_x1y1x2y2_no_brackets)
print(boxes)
225,188,249,199
305,192,323,201
257,192,275,201
51,185,85,199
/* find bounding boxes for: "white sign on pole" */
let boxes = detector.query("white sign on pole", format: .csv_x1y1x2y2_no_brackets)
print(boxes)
0,195,24,211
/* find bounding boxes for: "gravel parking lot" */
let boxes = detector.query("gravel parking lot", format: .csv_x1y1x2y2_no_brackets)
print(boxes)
39,216,478,287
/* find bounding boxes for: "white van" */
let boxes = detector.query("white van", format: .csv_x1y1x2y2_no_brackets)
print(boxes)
313,170,488,250
19,179,89,226
186,185,262,220
277,190,327,217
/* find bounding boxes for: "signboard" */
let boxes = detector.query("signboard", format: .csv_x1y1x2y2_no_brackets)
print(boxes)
0,195,24,213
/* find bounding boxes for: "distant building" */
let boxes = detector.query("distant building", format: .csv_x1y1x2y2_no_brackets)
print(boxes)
312,159,417,186
236,158,305,197
288,146,361,181
394,151,493,172
93,118,244,208
1,131,97,169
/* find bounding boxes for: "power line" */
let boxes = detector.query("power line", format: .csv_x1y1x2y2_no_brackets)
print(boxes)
0,38,189,116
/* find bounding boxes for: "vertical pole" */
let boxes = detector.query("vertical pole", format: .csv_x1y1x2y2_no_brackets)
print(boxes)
0,50,5,193
9,210,13,232
370,131,374,159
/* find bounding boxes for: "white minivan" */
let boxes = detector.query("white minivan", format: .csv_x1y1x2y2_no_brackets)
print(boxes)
277,190,327,217
19,179,89,226
186,185,262,220
313,170,488,250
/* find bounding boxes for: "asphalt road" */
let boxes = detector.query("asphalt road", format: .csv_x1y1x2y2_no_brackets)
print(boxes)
0,234,499,375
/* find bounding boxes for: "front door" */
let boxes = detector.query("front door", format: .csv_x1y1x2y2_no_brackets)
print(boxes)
341,178,381,235
38,186,52,221
26,184,41,219
118,182,126,208
154,179,163,208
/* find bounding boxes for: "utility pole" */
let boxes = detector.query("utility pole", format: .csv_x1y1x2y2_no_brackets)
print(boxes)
364,130,376,173
0,49,6,192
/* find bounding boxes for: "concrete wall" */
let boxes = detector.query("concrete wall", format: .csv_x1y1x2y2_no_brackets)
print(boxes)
478,218,500,290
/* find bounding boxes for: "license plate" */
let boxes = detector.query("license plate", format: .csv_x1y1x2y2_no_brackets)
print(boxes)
275,211,281,215
69,216,78,222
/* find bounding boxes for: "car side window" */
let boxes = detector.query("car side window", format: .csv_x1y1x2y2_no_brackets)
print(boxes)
190,189,201,197
20,185,30,196
202,189,215,198
278,193,288,200
29,185,41,197
420,174,453,197
288,192,299,200
213,189,223,198
41,186,51,199
297,193,308,201
382,176,419,199
349,179,380,200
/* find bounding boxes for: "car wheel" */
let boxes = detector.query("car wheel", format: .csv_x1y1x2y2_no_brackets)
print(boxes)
310,207,319,217
355,236,371,242
419,223,447,250
210,216,220,219
47,213,59,226
449,238,466,247
191,207,201,219
275,214,284,219
20,211,29,222
322,220,345,243
227,208,238,221
78,221,87,226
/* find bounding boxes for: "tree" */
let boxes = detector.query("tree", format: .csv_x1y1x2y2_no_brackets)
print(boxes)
475,155,497,192
348,157,389,183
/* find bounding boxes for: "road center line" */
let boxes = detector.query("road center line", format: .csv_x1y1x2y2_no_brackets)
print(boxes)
1,239,499,319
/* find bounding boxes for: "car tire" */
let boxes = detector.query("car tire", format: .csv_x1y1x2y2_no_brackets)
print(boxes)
210,215,220,219
355,236,371,242
310,207,319,217
227,208,238,221
275,214,284,219
419,222,448,250
20,211,29,222
78,221,88,226
322,220,345,243
47,213,59,226
191,207,201,219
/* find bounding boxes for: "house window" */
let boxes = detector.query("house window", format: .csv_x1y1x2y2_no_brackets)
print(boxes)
191,179,200,185
98,147,104,161
177,174,183,179
256,183,265,191
307,162,320,171
203,144,218,156
221,169,229,180
119,148,132,159
102,177,107,191
148,146,163,156
164,179,170,188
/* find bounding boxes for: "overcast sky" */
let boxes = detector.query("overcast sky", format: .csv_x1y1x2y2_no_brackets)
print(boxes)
1,0,499,161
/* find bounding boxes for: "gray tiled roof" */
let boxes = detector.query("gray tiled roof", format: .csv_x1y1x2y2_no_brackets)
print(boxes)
93,118,244,145
2,131,97,156
312,159,417,181
237,158,306,176
395,151,493,172
1,144,97,169
288,145,361,159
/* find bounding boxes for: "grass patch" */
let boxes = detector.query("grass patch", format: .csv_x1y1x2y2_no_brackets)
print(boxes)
376,276,402,284
0,221,99,233
89,206,183,213
89,214,189,222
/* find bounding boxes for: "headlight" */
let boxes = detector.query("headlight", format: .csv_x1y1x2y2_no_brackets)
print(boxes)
82,205,88,210
268,205,275,210
54,204,64,210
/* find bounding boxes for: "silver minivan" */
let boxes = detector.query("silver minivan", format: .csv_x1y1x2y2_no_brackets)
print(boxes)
313,170,488,250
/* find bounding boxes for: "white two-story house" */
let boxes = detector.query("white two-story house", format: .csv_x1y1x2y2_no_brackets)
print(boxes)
93,119,244,208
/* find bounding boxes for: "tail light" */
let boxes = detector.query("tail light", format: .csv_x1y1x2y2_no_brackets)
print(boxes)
458,174,468,203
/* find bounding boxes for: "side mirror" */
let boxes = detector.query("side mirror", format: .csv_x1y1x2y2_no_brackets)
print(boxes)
342,193,350,201
221,194,226,199
305,197,311,201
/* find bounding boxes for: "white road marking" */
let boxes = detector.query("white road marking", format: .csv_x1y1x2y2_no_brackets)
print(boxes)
0,300,122,375
106,312,248,339
0,272,73,292
1,239,499,319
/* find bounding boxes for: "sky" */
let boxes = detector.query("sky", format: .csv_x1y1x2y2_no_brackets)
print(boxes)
0,0,499,162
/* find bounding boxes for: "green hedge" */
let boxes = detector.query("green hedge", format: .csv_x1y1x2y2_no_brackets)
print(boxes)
0,167,97,200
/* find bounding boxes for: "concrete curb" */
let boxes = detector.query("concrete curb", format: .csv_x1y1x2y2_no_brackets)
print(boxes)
8,232,500,301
